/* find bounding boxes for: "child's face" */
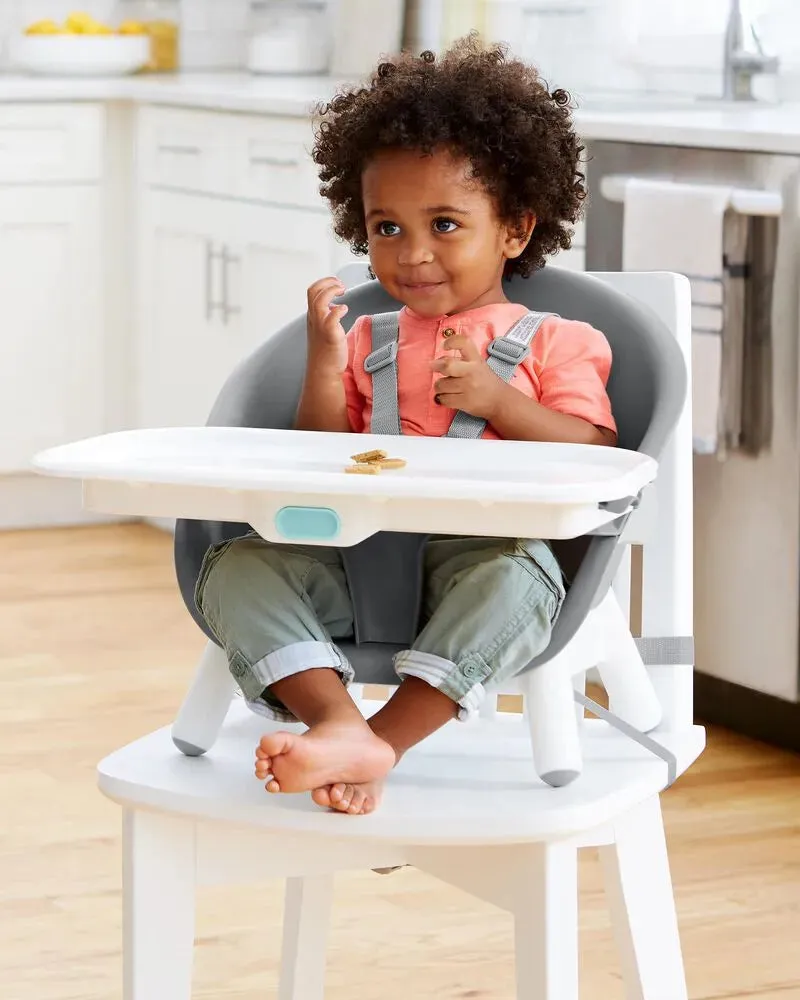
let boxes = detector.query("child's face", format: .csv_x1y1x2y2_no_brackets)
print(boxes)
362,147,532,317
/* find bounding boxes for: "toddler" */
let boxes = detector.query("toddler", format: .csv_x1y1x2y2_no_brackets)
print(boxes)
195,36,617,815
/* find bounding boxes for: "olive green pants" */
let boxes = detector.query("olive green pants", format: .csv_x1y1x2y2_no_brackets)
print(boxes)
195,532,565,722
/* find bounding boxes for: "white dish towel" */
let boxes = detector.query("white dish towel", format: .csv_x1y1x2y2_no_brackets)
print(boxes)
620,177,740,455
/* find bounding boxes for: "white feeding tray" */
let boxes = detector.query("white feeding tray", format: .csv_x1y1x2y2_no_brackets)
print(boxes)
31,427,658,546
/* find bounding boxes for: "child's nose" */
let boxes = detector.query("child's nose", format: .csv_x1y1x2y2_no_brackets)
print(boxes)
397,238,434,267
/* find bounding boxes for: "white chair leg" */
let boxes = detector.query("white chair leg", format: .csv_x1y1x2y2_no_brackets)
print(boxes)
572,669,587,726
513,841,579,1000
172,640,236,756
525,659,583,786
596,593,662,733
599,796,688,1000
279,875,334,1000
123,809,195,1000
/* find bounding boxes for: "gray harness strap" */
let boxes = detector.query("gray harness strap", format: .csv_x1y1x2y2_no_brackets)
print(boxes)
365,311,403,436
446,310,553,439
366,309,553,437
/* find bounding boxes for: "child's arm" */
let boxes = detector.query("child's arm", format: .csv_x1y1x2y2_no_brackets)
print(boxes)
295,277,351,433
484,388,616,445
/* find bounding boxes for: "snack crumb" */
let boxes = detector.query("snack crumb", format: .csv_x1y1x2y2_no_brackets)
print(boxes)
351,449,388,464
345,463,381,475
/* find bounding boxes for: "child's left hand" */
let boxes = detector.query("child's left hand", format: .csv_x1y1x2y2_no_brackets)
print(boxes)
430,335,508,420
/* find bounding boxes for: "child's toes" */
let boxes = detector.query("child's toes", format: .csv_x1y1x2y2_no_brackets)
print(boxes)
265,778,281,793
333,784,355,812
329,783,347,805
311,786,333,809
348,787,367,814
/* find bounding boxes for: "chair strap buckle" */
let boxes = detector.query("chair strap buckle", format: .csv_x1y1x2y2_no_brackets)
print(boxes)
364,340,399,374
487,336,531,365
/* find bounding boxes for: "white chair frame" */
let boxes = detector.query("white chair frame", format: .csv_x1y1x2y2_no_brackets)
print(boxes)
98,270,706,999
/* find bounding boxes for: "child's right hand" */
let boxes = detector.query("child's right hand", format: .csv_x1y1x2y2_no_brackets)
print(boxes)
306,277,349,373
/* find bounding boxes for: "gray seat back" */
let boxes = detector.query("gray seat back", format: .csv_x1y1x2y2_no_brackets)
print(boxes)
174,266,686,683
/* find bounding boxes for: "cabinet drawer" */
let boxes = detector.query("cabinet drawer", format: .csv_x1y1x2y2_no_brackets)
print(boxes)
138,106,234,195
0,104,103,183
232,115,320,209
138,106,322,210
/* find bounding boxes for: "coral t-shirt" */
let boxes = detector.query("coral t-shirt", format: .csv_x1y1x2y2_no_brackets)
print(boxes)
342,302,616,439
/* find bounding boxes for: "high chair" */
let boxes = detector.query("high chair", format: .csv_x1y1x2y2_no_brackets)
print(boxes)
32,265,705,999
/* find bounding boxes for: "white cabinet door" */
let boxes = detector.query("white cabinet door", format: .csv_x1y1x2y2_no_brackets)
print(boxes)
0,186,103,472
136,190,241,429
137,195,355,431
223,203,340,355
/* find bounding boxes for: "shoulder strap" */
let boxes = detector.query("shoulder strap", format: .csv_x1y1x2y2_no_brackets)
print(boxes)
446,310,555,440
364,311,402,436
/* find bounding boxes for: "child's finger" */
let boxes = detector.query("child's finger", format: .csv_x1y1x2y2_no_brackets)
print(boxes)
441,334,482,362
433,378,462,401
307,276,345,307
323,303,349,335
434,391,459,408
430,357,470,377
309,278,346,319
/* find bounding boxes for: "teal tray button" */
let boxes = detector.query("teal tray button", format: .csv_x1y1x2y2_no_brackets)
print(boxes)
275,506,341,542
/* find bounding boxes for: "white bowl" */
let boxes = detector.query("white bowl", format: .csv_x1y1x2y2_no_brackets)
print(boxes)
8,34,150,77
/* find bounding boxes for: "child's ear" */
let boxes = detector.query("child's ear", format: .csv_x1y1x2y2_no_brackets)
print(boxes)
504,213,536,259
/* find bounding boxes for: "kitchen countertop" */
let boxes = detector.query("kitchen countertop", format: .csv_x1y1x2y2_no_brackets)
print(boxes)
2,71,800,156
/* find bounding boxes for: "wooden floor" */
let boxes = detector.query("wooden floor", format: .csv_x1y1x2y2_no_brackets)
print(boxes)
2,523,799,1000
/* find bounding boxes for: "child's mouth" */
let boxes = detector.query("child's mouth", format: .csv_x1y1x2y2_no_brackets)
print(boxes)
399,281,446,294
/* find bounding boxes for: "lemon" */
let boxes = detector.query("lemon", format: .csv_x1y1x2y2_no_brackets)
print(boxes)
118,19,147,35
25,19,61,35
65,12,97,33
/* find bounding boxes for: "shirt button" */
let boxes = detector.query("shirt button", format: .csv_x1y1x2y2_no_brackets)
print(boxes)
442,327,456,338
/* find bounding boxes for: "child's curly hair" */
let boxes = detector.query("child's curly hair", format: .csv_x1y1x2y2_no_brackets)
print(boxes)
312,34,585,277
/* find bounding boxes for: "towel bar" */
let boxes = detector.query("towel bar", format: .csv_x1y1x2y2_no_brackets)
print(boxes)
600,174,783,217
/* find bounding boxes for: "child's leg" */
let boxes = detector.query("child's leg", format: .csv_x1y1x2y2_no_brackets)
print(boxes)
320,537,565,812
196,534,393,808
393,536,565,728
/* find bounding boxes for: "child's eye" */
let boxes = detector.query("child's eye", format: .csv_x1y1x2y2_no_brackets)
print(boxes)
376,221,401,237
433,218,459,234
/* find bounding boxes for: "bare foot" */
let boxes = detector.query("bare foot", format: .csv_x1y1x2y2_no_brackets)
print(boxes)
254,721,395,795
311,779,385,815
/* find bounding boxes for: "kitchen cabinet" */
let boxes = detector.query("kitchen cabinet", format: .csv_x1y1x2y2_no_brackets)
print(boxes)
0,185,103,472
136,190,232,429
224,200,345,358
136,188,344,429
135,105,359,430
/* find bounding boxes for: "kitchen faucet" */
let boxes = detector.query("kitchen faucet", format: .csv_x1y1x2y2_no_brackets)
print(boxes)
723,0,779,100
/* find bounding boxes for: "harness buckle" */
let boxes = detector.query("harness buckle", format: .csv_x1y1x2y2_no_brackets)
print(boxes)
487,336,531,364
364,340,399,374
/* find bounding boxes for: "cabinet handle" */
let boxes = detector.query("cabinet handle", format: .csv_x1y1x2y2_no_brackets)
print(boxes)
158,143,202,156
205,241,224,321
249,155,299,169
221,246,241,325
